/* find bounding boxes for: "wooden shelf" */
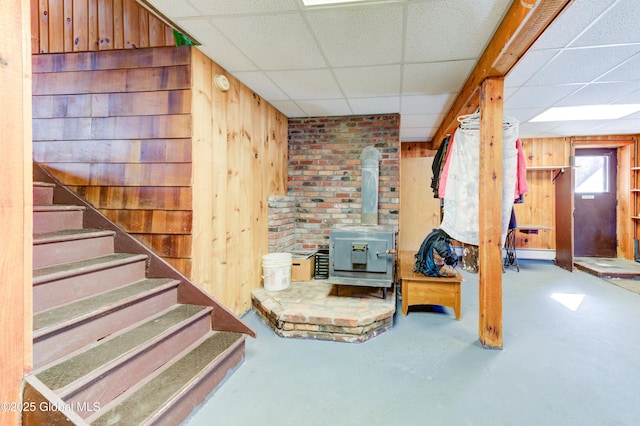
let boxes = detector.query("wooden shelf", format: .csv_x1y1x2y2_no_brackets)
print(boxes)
526,165,572,172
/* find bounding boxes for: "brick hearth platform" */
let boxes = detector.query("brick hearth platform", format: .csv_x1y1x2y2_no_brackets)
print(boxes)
252,280,396,343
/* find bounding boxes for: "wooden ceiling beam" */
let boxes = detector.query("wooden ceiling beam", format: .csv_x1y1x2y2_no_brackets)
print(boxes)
431,0,574,148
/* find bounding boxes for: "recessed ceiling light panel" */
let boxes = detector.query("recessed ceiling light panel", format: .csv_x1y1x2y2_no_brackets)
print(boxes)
530,104,640,122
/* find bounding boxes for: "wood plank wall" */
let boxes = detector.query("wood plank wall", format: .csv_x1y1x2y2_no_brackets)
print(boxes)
190,48,288,314
513,137,570,252
1,0,33,423
32,46,194,274
399,143,440,251
31,0,175,54
32,46,288,314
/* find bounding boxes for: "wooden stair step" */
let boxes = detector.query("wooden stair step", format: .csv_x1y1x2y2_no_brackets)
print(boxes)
33,253,148,313
89,331,244,426
33,204,86,234
34,304,213,418
34,278,178,333
33,181,55,205
33,278,180,369
33,228,115,244
35,304,210,390
33,228,116,269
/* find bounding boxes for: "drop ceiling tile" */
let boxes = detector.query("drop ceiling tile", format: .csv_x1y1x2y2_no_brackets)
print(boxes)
348,96,400,115
504,86,518,101
401,127,433,141
506,85,584,109
150,0,201,18
505,49,560,88
547,120,612,137
211,14,326,70
187,0,298,16
267,69,343,100
269,100,306,117
404,0,511,63
517,121,564,139
613,88,640,104
180,20,257,72
401,113,443,129
528,45,640,86
598,51,640,82
194,44,257,73
232,71,290,101
304,4,404,67
570,0,640,48
592,115,640,135
175,18,215,41
295,99,353,117
400,94,456,115
503,107,547,124
402,60,474,95
531,0,618,49
555,81,640,107
334,65,401,97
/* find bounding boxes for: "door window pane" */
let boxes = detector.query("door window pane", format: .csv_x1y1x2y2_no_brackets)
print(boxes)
575,155,609,193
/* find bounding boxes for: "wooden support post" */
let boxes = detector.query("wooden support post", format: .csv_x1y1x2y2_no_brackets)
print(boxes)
478,77,504,349
1,0,33,423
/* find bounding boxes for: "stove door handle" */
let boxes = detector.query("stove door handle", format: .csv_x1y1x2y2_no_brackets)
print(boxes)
376,249,396,257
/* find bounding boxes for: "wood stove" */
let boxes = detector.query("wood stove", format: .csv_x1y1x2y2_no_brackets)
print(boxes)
327,225,397,295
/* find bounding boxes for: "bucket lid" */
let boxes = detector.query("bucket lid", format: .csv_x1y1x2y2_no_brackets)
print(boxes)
263,252,292,261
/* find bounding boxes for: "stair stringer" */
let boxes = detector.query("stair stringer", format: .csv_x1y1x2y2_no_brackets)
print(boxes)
23,376,89,426
34,161,256,338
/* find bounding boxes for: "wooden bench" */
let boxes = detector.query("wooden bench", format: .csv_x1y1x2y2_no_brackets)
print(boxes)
399,250,463,320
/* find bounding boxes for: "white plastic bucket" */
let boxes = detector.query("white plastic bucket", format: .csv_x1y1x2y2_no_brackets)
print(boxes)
262,252,292,291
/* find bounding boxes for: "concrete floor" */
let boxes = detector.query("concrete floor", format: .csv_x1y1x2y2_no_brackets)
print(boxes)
184,260,640,426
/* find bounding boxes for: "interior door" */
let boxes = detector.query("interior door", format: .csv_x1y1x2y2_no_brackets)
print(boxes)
574,148,617,257
555,160,574,271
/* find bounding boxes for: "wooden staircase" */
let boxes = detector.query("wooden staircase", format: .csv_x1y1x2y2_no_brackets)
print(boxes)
24,165,255,425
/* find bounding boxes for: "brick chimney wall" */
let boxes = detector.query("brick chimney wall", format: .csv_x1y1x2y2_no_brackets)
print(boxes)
267,195,296,253
287,114,400,251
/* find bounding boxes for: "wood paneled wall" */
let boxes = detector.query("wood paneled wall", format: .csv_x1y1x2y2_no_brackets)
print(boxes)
513,137,570,252
190,48,288,314
31,0,175,54
1,0,33,423
32,46,288,314
32,46,194,274
400,143,439,251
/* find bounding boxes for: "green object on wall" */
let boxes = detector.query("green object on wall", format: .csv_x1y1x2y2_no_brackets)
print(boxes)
173,29,197,46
